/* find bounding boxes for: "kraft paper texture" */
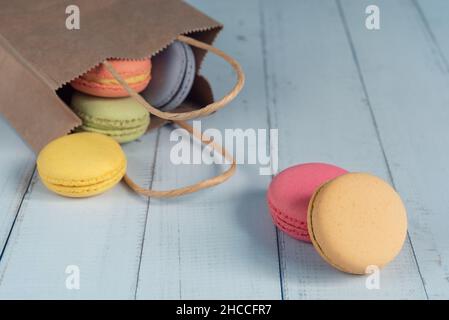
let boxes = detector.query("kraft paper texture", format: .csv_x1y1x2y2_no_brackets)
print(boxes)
0,0,222,152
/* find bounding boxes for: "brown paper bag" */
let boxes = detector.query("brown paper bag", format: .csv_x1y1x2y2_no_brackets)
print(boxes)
0,0,230,152
0,0,244,198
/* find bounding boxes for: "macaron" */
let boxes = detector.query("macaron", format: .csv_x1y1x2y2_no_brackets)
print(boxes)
37,132,127,198
141,41,196,111
71,58,152,98
71,92,150,143
307,173,408,275
267,163,348,242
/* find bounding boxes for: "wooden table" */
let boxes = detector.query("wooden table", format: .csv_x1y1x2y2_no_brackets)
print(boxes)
0,0,448,299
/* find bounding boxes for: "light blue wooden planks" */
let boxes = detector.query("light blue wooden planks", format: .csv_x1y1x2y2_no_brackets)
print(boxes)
0,133,158,299
135,0,282,299
1,0,448,299
340,0,449,299
415,0,449,71
261,0,427,299
0,117,34,254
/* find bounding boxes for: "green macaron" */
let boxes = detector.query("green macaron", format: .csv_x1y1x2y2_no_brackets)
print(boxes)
71,92,150,143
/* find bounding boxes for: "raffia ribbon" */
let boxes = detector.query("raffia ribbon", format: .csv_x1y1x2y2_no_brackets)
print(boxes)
103,35,245,198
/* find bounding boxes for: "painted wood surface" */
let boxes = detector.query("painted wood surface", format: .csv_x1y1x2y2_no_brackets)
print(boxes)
0,132,158,299
135,0,281,299
261,0,425,299
340,0,449,299
0,0,448,299
0,118,34,257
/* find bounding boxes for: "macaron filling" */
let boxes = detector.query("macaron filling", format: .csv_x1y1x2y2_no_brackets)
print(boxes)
78,123,149,143
41,162,126,197
75,110,150,142
267,198,308,231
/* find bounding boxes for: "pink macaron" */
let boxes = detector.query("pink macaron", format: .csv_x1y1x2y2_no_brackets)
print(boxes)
267,163,348,242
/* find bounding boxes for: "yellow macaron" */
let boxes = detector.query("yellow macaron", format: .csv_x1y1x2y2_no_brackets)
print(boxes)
307,173,407,275
37,132,127,198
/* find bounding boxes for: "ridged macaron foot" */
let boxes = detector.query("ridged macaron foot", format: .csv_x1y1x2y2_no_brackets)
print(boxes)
267,163,348,242
71,92,150,144
37,132,127,198
307,173,408,275
71,58,152,98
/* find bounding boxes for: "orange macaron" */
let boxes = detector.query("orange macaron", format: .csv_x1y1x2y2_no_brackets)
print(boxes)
307,173,408,275
71,58,152,98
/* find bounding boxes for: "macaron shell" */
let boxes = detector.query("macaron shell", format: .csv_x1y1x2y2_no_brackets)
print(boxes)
307,173,408,275
37,132,127,198
71,59,152,98
71,78,150,98
267,163,348,242
84,59,151,79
